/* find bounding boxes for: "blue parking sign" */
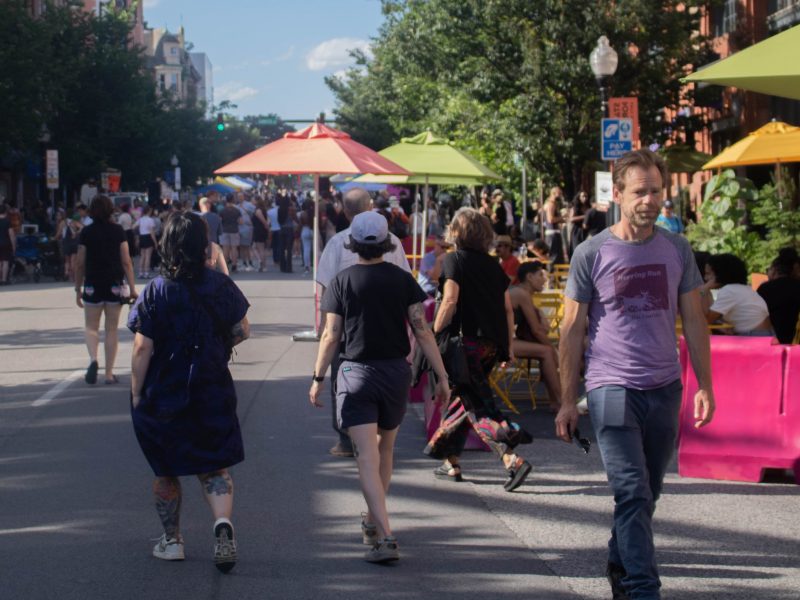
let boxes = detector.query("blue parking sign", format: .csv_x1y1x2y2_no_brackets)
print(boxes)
601,118,633,161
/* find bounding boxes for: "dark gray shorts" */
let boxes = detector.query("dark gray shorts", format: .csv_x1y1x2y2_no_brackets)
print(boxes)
336,358,411,431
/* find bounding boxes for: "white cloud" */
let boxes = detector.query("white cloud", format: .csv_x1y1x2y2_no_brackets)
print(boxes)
143,0,160,8
216,82,259,103
306,38,371,71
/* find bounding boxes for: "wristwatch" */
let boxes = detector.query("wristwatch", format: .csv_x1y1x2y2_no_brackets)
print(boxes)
312,373,324,383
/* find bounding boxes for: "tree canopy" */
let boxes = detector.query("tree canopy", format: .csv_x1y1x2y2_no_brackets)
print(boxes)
327,0,715,198
0,1,261,195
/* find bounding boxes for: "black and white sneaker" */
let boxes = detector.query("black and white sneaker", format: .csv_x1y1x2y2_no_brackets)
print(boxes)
213,518,237,573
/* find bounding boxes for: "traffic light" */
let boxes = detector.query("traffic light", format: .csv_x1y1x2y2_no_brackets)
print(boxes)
216,113,225,132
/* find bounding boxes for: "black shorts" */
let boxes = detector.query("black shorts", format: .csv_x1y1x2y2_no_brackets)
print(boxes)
139,234,155,249
82,280,124,304
336,358,411,431
253,229,268,243
0,245,12,261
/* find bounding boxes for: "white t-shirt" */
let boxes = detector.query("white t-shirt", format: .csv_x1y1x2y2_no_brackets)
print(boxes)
710,283,770,333
267,206,280,232
117,212,133,231
137,215,157,236
316,227,411,289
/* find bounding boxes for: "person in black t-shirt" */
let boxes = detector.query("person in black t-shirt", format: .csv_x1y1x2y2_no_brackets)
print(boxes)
311,211,449,564
757,256,800,344
426,207,533,492
74,195,137,385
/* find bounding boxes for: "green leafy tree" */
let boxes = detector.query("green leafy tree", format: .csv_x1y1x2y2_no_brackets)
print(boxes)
327,0,714,196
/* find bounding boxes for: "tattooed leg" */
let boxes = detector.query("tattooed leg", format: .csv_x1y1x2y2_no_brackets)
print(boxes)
153,477,182,538
198,470,234,521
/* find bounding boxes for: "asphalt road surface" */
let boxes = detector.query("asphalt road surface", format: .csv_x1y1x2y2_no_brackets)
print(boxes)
1,272,798,599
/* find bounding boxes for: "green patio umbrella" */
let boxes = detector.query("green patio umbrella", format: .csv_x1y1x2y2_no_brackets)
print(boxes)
683,24,800,101
659,144,714,174
358,131,503,268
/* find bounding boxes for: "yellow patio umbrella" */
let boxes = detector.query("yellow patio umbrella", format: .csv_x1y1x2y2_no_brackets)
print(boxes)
703,121,800,169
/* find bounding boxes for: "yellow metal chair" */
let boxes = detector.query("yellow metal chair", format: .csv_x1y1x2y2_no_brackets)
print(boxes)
552,263,570,289
489,359,540,413
533,294,565,342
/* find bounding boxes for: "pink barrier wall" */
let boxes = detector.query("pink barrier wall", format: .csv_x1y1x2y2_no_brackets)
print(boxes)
678,336,799,484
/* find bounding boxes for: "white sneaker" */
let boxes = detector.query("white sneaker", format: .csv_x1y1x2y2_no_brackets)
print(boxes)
152,533,184,561
213,518,237,573
577,395,589,415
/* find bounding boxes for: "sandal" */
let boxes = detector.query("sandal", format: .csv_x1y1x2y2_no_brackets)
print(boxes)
104,375,120,385
433,462,463,482
504,457,532,492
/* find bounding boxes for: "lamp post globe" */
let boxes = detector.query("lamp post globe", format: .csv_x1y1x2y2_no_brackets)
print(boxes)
590,35,618,116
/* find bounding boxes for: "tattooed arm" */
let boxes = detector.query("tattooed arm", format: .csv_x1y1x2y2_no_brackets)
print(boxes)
230,316,250,347
309,312,343,407
408,302,451,405
131,333,154,408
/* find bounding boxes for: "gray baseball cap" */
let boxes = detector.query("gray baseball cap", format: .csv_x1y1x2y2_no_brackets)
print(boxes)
350,211,388,244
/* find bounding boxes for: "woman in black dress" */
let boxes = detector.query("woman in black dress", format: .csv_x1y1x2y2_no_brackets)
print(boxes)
74,195,137,384
427,207,533,491
128,211,250,572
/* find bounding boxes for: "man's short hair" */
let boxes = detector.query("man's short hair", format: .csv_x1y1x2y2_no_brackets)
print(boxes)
517,260,545,282
613,149,669,192
342,187,371,218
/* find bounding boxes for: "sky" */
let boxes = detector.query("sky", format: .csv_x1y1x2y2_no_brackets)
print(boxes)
142,0,386,120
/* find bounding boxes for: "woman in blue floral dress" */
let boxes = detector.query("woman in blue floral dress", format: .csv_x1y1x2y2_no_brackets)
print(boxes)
128,211,249,573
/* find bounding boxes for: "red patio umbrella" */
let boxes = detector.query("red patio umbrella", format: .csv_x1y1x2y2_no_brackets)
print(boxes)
215,123,411,176
215,123,411,339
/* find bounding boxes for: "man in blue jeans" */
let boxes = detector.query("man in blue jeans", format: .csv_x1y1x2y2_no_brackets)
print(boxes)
555,149,715,600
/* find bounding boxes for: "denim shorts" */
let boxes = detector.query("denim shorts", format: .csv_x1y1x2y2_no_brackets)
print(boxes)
336,358,411,431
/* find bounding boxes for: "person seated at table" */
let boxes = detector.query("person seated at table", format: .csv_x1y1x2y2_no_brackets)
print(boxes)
495,234,520,283
417,234,452,296
524,238,550,263
757,254,800,344
509,261,562,411
701,253,773,336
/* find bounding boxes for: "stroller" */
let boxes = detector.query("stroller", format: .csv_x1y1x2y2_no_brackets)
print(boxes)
12,234,64,283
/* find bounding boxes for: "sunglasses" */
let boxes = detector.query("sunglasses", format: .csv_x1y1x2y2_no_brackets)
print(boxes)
572,428,591,454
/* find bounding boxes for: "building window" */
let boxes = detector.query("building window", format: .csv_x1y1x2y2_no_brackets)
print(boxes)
159,74,165,91
170,74,179,89
712,0,738,37
170,47,178,55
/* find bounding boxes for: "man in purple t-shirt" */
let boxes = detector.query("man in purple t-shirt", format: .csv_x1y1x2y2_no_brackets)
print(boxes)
556,149,715,600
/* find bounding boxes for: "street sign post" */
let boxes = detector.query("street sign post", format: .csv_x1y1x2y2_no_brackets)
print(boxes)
601,118,633,161
609,98,639,146
595,171,613,212
45,150,59,190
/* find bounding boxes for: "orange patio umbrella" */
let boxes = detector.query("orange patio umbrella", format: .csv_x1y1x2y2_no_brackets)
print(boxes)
215,123,410,339
215,123,411,176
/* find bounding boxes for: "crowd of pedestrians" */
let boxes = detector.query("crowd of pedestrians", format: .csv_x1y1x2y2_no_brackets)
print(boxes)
5,147,800,600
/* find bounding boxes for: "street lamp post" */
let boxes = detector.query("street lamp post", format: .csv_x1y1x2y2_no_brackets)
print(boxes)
589,35,618,223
